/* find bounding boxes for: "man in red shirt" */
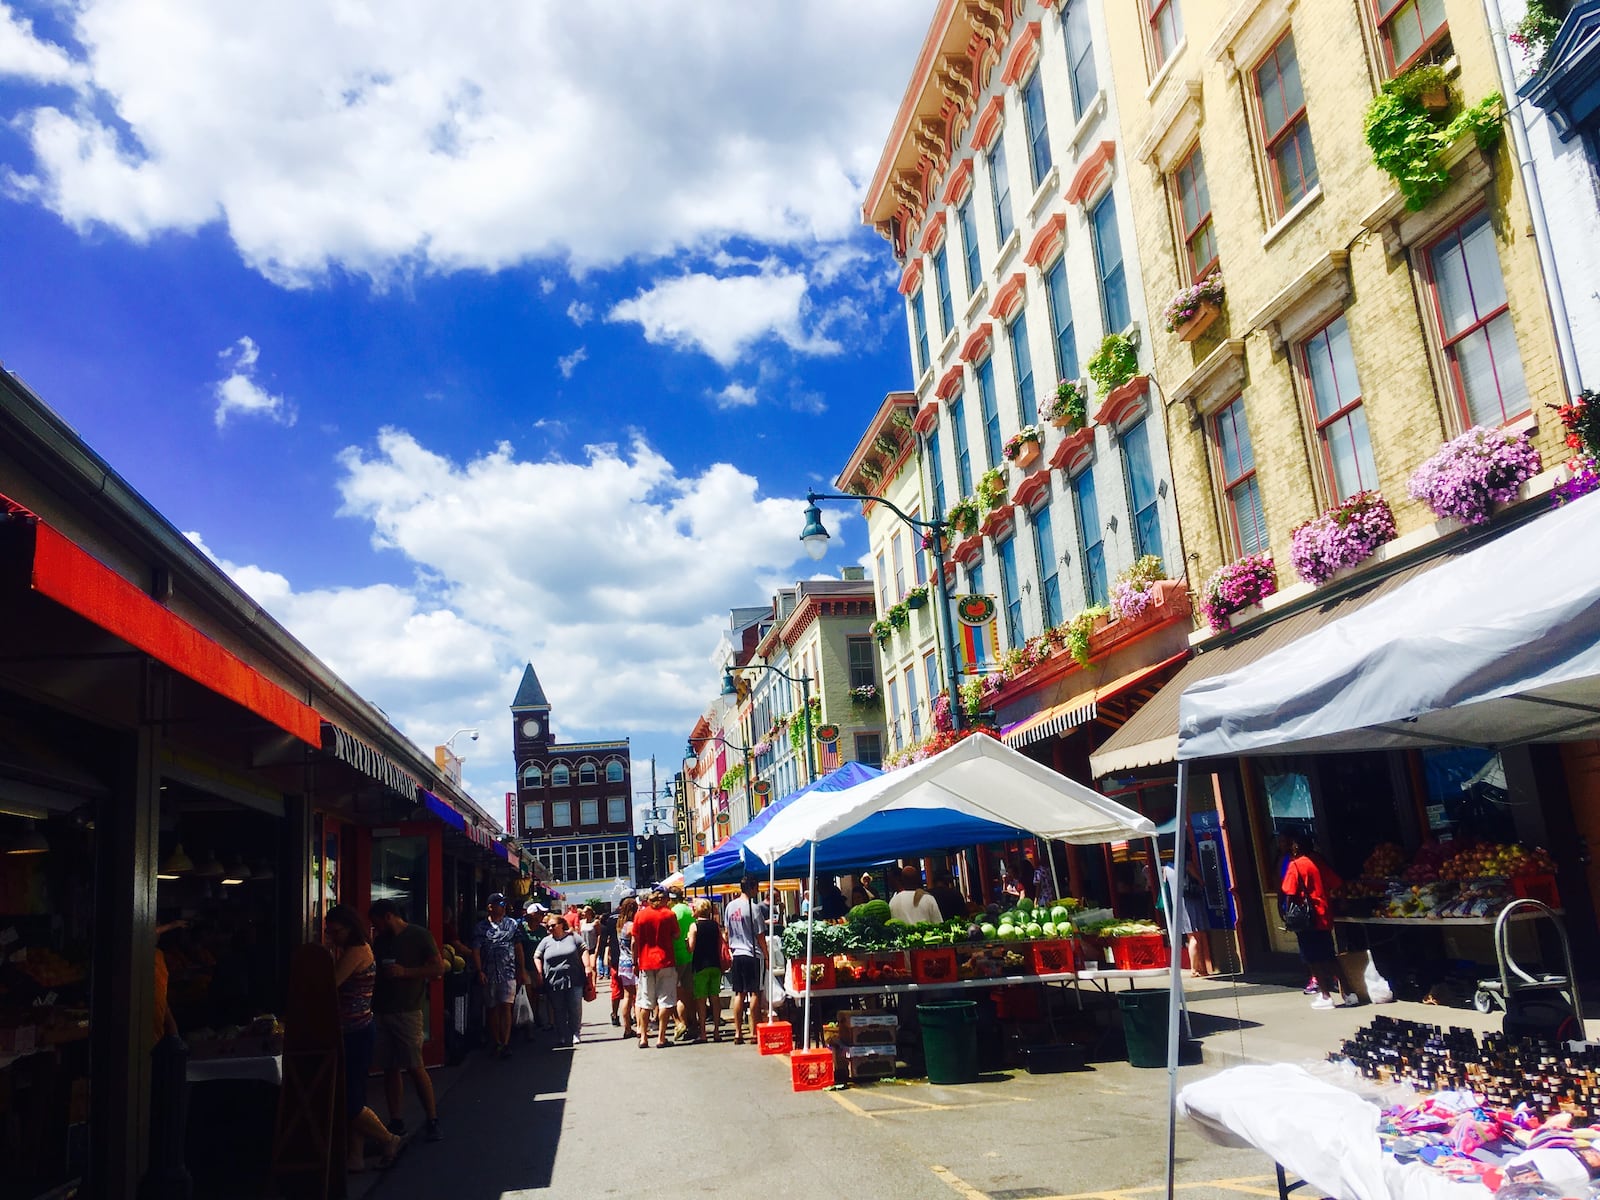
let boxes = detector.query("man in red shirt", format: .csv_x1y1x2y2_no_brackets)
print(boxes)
630,887,681,1048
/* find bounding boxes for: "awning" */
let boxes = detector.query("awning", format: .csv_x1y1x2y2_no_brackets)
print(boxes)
321,723,420,797
420,790,465,831
3,499,322,746
1003,651,1190,749
1177,490,1600,760
1089,555,1445,778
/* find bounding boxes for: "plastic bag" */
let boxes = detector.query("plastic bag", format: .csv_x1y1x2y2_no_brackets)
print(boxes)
513,985,536,1028
1365,956,1395,1005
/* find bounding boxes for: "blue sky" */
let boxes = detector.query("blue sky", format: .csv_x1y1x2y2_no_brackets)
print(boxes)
0,0,932,821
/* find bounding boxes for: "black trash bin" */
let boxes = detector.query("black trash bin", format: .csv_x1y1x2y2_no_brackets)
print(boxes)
917,1001,980,1084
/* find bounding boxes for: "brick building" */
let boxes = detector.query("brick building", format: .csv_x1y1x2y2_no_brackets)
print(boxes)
509,663,635,902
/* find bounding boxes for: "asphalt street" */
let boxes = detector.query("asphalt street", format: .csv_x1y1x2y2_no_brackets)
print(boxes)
360,1002,1283,1200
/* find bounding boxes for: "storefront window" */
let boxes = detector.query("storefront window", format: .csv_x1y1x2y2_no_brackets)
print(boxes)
1421,747,1515,844
371,834,429,926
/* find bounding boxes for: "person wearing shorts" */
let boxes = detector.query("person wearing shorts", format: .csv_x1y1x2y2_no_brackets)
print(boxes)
686,899,724,1042
668,887,696,1042
723,875,768,1045
369,899,448,1142
471,894,528,1059
630,887,680,1048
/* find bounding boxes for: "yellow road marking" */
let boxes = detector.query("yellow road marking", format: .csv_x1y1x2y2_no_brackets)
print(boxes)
932,1165,992,1200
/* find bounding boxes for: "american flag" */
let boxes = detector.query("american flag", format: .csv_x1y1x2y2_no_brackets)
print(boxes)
817,739,840,771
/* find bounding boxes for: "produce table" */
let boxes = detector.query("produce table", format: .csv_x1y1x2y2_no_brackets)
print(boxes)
791,967,1175,1004
186,1054,283,1086
1336,908,1562,928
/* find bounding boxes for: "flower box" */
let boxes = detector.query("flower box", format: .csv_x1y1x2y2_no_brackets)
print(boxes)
1011,439,1042,469
1202,553,1278,632
1289,492,1397,586
1408,426,1541,526
906,588,928,610
1175,299,1221,343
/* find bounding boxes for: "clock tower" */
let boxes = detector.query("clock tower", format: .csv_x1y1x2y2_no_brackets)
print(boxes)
510,663,551,749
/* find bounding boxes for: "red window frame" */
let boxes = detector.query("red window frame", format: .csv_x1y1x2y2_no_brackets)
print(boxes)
1146,0,1182,71
1423,212,1530,428
1299,315,1377,499
1253,33,1316,218
1372,0,1449,76
1212,397,1267,556
1174,143,1217,280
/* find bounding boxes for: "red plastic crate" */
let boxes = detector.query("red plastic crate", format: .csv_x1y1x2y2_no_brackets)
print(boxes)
1029,939,1077,977
790,1047,835,1092
1112,934,1171,970
756,1021,793,1056
1512,873,1561,908
910,946,958,984
789,957,835,992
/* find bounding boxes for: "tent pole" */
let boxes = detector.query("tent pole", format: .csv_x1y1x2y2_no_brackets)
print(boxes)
769,859,779,1021
1165,760,1190,1200
802,840,817,1050
1046,839,1063,903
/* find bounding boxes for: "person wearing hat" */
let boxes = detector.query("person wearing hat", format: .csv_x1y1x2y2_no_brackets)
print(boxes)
470,894,527,1059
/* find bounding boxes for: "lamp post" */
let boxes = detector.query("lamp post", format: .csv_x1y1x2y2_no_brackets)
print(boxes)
723,660,816,785
688,734,757,830
800,489,964,733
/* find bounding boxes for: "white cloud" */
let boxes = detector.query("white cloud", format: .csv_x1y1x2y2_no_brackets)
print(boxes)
711,383,757,410
184,429,846,798
213,336,296,429
0,4,86,86
556,346,587,379
565,300,592,326
607,268,839,366
4,1,931,284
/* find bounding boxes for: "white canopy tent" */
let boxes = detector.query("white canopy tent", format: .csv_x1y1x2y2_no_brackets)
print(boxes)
743,732,1157,1051
1161,489,1600,1199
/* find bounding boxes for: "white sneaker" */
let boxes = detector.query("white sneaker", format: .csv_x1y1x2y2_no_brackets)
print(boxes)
1310,996,1337,1010
1342,994,1364,1008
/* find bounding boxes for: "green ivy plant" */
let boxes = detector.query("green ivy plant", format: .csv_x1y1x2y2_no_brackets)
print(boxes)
946,496,981,537
1086,334,1139,396
788,707,811,758
869,618,893,643
888,600,910,630
1364,67,1505,211
977,467,1008,511
719,762,745,791
1064,606,1109,669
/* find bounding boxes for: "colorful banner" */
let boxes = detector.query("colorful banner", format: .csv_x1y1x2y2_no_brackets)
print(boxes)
955,595,1000,673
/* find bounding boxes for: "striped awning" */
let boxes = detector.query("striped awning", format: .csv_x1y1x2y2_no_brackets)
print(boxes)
321,723,420,797
1003,652,1191,751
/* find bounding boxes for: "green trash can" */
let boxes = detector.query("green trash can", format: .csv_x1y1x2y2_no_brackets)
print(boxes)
1119,990,1187,1068
918,1001,980,1084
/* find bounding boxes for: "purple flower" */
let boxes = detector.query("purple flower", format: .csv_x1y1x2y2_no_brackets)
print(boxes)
1289,492,1398,585
1202,553,1277,631
1408,426,1542,525
1554,458,1600,507
1111,579,1153,621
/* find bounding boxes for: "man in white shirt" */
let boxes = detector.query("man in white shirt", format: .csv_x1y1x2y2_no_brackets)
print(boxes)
888,866,943,924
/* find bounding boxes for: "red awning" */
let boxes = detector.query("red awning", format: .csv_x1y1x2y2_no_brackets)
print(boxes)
8,501,322,747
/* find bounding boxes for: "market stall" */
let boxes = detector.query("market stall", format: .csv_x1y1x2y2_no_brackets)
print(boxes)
741,734,1166,1082
1164,491,1600,1200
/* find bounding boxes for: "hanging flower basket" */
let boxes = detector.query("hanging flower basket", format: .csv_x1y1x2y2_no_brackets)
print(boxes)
849,684,880,705
1202,553,1278,632
1048,379,1088,429
905,584,929,610
1176,300,1221,342
1163,275,1226,339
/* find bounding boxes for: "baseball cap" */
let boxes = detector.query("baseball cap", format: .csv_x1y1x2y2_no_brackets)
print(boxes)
667,885,684,899
648,884,667,896
487,892,507,906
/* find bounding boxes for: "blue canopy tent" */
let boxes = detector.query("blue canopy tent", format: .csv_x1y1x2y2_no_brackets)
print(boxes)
697,761,883,885
754,806,1030,879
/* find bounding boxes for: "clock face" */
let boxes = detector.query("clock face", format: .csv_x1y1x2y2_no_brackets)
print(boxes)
521,717,542,737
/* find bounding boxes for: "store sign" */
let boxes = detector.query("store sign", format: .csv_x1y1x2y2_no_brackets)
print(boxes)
955,594,997,626
814,724,840,745
752,779,772,797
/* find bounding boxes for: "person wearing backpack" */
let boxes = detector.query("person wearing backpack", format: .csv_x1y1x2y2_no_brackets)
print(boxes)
1280,836,1357,1009
724,875,768,1045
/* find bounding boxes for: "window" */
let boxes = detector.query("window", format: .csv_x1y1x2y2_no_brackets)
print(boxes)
906,665,922,743
1427,213,1530,427
933,244,955,335
977,358,1002,467
579,762,597,784
1374,0,1448,75
608,797,627,824
1175,144,1217,280
950,395,974,495
847,637,877,689
1022,70,1053,189
876,550,890,610
1254,34,1318,217
888,677,903,751
1302,315,1378,499
958,198,982,293
928,427,948,516
521,763,542,788
989,136,1014,246
855,733,883,770
1146,0,1184,70
998,533,1023,647
580,798,600,825
523,803,544,830
892,532,906,599
1010,311,1037,425
552,800,572,827
1064,0,1099,119
1091,192,1130,334
1033,505,1063,627
1214,397,1269,555
551,764,570,787
1045,256,1079,381
1073,468,1109,606
912,288,931,374
923,653,940,718
1122,419,1162,561
606,761,624,783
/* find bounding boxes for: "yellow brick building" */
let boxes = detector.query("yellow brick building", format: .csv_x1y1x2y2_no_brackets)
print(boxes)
1101,0,1569,607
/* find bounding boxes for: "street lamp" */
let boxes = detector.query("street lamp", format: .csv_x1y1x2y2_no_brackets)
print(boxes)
723,660,816,785
688,733,758,829
800,490,964,732
443,727,480,760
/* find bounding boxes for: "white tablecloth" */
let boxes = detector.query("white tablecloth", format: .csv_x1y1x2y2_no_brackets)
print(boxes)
186,1054,282,1085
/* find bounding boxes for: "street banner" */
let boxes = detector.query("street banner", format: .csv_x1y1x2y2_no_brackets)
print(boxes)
954,594,1000,672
